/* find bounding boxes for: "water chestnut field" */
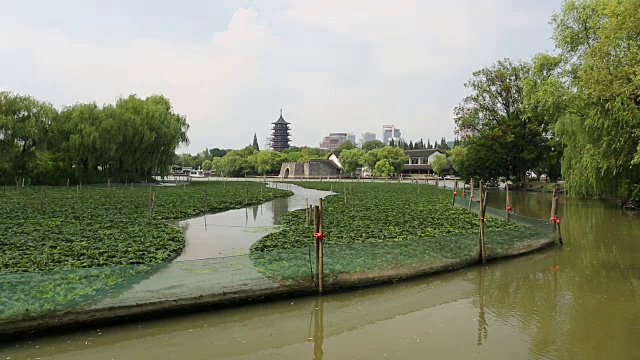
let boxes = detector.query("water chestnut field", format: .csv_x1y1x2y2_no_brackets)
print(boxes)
250,182,552,285
0,181,291,273
252,181,517,252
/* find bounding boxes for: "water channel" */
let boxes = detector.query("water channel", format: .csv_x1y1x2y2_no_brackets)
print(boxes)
1,184,639,359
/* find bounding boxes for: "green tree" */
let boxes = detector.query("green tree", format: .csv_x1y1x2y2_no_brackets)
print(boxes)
548,0,640,198
252,150,282,175
334,140,355,157
455,58,553,183
339,148,365,174
449,146,467,176
0,92,58,185
362,140,385,151
202,160,213,171
373,160,394,177
252,133,260,151
379,146,408,174
431,154,448,176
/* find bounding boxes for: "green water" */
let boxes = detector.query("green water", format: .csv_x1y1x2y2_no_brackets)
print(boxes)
1,189,639,359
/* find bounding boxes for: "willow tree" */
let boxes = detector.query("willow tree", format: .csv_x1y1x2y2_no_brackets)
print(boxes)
550,0,640,198
0,92,58,185
1,92,189,185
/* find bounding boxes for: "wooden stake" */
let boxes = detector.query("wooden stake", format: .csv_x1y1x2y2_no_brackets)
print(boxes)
319,198,324,294
314,205,320,289
150,192,156,218
67,178,70,187
551,195,563,245
452,181,458,207
505,183,511,223
479,182,486,264
468,178,474,210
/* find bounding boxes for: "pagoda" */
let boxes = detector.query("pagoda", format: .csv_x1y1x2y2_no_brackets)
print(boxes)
271,109,291,152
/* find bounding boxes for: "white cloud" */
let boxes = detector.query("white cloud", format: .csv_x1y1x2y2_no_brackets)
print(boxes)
0,1,555,152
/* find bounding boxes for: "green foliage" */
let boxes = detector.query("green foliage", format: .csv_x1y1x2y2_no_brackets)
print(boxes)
455,59,559,183
431,154,448,175
548,0,640,197
339,148,365,174
373,160,394,177
333,140,355,156
251,182,517,252
449,146,467,174
202,160,213,171
362,140,385,151
0,92,190,185
0,182,291,273
363,146,407,175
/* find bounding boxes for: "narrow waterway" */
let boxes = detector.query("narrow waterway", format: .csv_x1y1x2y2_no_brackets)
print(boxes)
174,182,331,259
2,186,639,360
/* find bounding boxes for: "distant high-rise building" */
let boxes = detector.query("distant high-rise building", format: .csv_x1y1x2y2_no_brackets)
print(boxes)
319,133,353,151
271,110,291,152
382,125,401,145
265,136,273,151
358,132,377,147
347,133,356,145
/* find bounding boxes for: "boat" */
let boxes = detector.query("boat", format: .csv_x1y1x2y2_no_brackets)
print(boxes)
189,168,205,178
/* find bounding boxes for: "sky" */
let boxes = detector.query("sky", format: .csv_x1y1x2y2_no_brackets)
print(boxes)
0,0,561,154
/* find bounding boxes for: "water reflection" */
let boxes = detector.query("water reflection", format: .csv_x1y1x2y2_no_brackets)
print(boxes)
310,297,325,360
174,184,330,260
477,266,488,347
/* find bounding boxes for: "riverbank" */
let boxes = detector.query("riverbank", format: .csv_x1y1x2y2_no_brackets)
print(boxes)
511,181,565,193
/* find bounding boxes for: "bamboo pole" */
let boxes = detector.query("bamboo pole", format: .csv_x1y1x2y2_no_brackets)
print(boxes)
314,205,320,289
468,178,474,210
318,198,324,293
150,192,156,218
505,183,511,222
479,182,486,264
452,180,458,206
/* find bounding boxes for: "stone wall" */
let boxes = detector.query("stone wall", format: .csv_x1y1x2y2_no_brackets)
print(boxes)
278,162,305,178
279,160,341,178
305,161,340,177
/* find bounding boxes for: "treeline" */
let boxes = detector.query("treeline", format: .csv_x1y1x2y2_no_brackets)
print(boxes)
0,92,189,186
175,139,409,178
390,137,457,151
452,0,640,200
174,145,331,177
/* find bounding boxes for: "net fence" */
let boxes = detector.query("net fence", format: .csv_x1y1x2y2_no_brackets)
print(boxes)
0,193,557,331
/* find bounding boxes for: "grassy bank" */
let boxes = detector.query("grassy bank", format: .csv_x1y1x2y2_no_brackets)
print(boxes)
250,182,552,285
